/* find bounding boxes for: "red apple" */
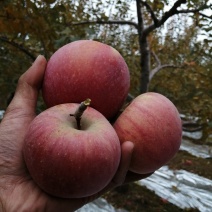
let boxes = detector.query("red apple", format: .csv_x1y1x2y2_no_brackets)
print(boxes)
42,40,130,120
113,92,182,174
23,102,121,198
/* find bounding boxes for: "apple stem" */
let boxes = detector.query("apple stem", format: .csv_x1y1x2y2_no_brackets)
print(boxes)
70,98,91,130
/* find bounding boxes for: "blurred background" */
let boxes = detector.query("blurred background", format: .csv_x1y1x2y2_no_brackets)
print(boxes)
0,0,212,211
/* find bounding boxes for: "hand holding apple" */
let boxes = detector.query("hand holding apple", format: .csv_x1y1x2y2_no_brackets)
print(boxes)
0,55,152,212
42,40,130,120
113,92,182,174
23,100,121,198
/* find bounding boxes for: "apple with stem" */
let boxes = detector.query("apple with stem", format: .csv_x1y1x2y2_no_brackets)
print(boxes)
23,99,121,198
42,40,130,120
113,92,182,174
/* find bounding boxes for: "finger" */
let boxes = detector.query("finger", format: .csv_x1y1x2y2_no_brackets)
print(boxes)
77,141,135,204
111,141,134,186
5,55,47,117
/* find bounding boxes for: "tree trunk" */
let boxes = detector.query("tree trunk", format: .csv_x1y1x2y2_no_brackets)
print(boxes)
139,36,150,93
136,0,150,94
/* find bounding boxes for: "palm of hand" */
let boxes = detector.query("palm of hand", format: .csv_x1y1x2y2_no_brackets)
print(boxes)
0,56,91,211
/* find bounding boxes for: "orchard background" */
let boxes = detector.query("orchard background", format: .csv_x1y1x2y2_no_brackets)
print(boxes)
0,0,212,211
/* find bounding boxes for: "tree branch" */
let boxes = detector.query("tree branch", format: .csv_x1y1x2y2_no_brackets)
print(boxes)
143,1,211,36
182,121,203,132
140,1,159,26
0,36,36,60
67,1,211,38
149,51,181,81
151,51,160,66
149,64,180,81
157,0,187,25
67,20,138,29
143,0,187,36
199,12,212,19
136,0,144,33
176,4,209,14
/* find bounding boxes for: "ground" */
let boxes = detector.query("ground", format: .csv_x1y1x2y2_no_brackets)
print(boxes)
103,149,212,211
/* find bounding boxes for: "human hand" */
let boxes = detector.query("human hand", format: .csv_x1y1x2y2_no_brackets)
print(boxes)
0,55,152,212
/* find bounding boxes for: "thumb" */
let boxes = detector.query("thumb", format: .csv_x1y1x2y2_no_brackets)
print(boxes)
5,55,47,119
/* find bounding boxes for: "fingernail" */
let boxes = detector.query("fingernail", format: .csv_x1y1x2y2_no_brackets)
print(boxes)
32,55,45,65
35,55,44,61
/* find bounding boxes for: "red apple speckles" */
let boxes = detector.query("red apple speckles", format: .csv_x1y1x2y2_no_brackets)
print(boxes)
113,92,182,174
24,103,121,198
42,40,130,120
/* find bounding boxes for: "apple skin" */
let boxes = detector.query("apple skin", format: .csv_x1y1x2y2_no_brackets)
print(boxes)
113,92,182,174
42,40,130,120
23,103,121,198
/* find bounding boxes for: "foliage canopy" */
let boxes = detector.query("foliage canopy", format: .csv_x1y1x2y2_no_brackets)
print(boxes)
0,0,212,142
